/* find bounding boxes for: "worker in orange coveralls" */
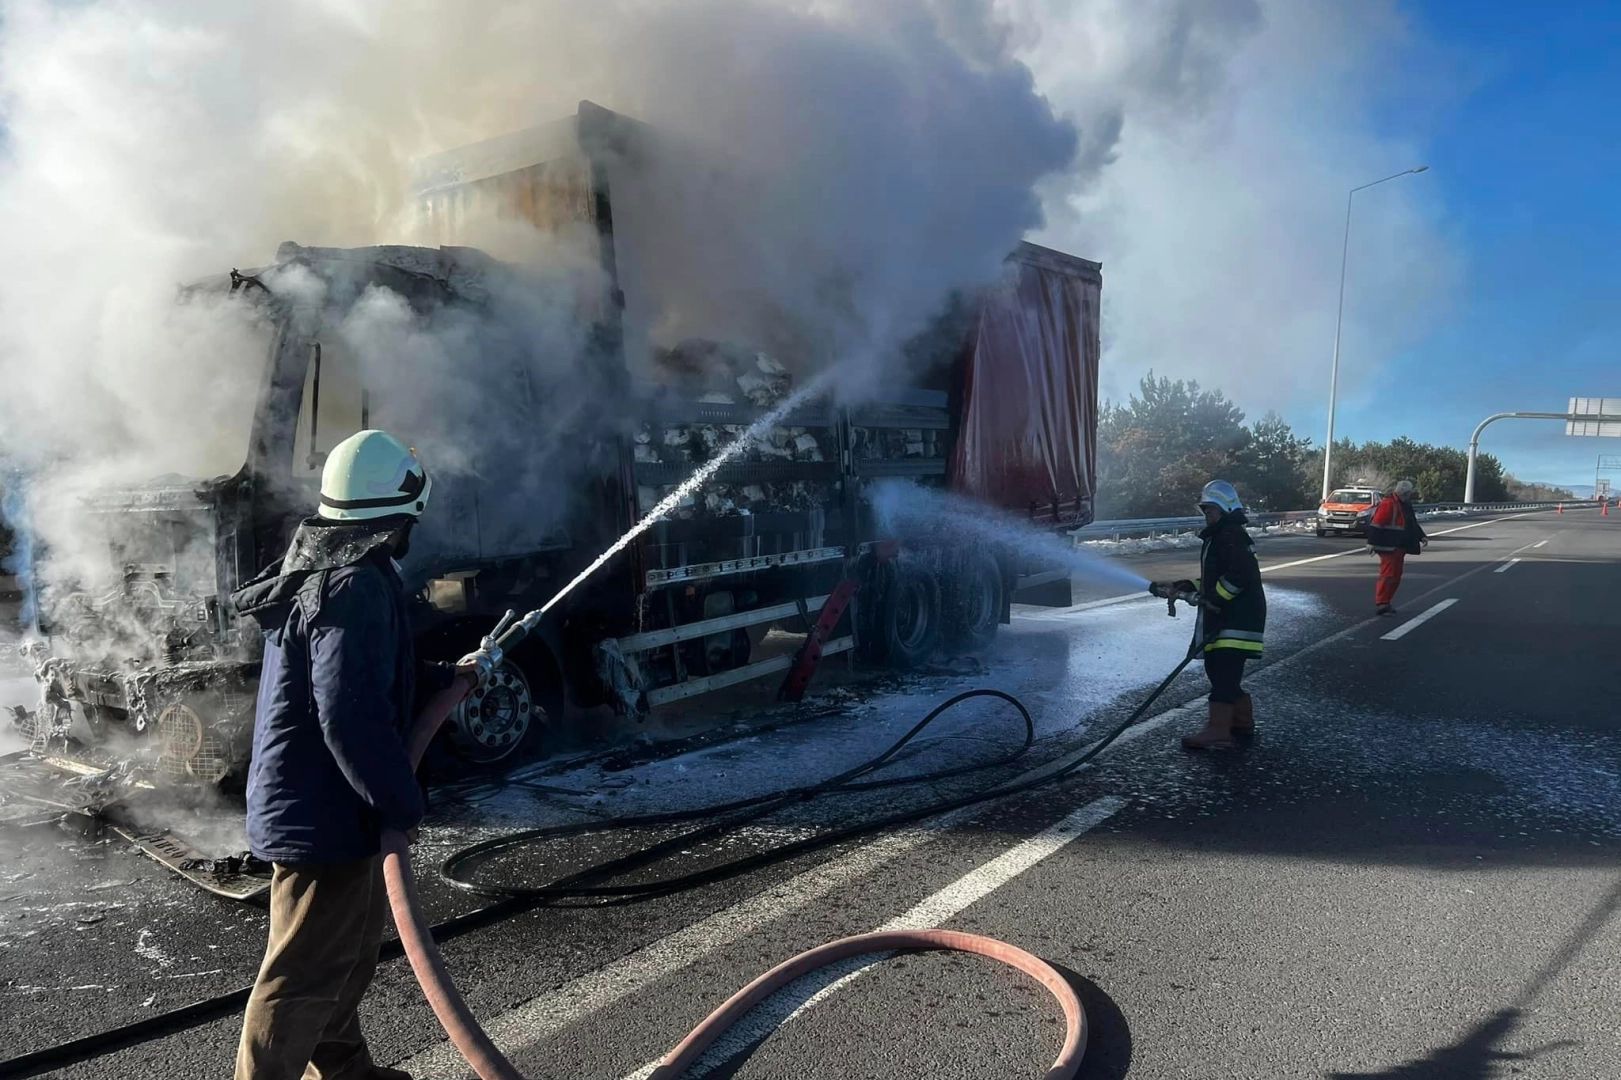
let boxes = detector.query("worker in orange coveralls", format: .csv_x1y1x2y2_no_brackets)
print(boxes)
1368,479,1428,615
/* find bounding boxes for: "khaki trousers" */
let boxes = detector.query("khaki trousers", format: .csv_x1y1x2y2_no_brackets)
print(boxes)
235,856,389,1080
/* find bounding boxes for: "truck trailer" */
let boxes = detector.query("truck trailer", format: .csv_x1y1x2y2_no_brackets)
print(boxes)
11,101,1101,784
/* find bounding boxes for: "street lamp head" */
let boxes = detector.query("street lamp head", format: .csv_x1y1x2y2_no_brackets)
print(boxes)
1410,165,1430,173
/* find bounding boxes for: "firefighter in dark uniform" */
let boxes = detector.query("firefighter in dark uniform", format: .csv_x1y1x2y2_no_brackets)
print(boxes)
1151,480,1267,750
230,429,454,1080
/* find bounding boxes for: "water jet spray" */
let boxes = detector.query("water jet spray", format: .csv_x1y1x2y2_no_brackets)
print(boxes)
872,480,1149,594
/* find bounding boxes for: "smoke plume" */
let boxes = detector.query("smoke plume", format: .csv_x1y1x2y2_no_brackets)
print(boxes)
0,0,1085,616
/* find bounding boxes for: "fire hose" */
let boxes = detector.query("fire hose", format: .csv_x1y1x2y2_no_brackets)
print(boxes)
386,610,1097,1079
0,591,1197,1079
380,596,1197,1080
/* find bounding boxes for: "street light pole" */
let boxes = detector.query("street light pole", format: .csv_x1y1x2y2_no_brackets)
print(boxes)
1320,165,1430,502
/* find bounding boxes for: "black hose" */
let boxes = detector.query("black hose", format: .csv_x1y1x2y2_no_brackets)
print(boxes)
0,660,1195,1079
0,892,534,1080
443,661,1193,903
441,687,1036,899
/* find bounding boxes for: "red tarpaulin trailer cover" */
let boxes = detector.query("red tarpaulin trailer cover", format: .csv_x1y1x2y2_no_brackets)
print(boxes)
949,243,1101,529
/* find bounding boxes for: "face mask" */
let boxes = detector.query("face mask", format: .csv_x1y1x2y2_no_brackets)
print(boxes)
391,519,416,561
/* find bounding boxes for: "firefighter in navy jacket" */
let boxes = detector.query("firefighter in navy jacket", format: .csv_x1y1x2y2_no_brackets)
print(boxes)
230,430,454,1080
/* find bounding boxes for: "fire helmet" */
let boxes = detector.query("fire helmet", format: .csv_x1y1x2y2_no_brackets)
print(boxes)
1197,480,1243,515
318,430,432,522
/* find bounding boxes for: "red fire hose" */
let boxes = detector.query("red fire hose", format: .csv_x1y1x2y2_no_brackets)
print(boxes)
382,678,1088,1079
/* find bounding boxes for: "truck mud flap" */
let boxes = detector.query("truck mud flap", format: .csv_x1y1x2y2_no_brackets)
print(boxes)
106,813,272,902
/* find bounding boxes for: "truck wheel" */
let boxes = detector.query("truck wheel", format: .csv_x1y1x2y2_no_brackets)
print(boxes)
878,562,941,670
449,660,535,765
943,553,1004,652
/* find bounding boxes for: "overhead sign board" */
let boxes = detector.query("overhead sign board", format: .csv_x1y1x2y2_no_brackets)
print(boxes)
1598,479,1613,497
1567,397,1621,437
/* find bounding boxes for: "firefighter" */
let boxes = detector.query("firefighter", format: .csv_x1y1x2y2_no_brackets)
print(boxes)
229,430,458,1080
1150,480,1267,750
1368,479,1428,615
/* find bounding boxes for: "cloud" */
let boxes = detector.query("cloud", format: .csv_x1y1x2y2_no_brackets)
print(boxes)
1011,0,1464,423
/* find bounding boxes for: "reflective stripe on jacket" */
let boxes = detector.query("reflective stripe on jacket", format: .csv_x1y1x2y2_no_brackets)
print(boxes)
1196,513,1267,657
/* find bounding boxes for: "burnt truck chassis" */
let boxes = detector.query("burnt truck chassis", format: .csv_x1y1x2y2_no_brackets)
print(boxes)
18,102,1098,782
17,255,1089,788
18,394,1051,786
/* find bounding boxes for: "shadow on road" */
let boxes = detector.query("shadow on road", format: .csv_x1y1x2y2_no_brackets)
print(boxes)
1324,875,1621,1078
1054,964,1132,1080
1328,1009,1576,1079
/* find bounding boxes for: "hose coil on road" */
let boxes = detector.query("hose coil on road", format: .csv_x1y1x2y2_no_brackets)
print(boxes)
0,657,1194,1080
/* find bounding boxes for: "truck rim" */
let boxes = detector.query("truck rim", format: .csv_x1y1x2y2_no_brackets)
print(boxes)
964,564,997,634
894,578,933,652
451,662,534,764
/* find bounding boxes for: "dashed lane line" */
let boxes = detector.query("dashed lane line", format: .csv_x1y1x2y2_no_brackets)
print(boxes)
399,515,1554,1076
1040,512,1557,619
1382,599,1460,641
1495,558,1522,574
618,797,1128,1080
1259,511,1547,575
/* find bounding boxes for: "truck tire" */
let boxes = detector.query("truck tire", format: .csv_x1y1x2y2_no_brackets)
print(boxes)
877,561,941,670
943,553,1003,653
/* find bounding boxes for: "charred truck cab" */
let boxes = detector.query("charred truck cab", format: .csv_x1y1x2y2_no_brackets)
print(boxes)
18,101,1101,786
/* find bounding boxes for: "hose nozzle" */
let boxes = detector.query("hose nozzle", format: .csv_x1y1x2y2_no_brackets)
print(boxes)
1148,581,1197,617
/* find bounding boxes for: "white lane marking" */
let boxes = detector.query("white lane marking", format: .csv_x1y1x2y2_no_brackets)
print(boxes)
402,512,1550,1075
1259,514,1528,574
398,826,955,1077
619,797,1127,1080
1022,511,1551,617
1534,540,1549,549
1260,548,1368,573
1494,559,1522,574
1381,598,1459,641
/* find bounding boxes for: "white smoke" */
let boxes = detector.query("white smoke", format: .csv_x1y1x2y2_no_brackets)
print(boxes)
1009,0,1460,418
0,0,1079,471
0,0,1090,608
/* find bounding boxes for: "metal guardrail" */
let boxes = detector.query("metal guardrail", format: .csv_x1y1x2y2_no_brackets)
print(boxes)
1075,500,1595,543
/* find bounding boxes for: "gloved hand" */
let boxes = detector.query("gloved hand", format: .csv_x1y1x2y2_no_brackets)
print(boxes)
1173,579,1196,595
1148,581,1173,598
1421,537,1430,548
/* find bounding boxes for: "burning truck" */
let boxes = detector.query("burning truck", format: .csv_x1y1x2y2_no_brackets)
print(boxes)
8,101,1101,789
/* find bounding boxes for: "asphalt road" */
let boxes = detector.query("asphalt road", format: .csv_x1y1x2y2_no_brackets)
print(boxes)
4,508,1619,1079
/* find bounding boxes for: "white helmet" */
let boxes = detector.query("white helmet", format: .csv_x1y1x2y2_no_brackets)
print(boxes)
318,430,432,522
1197,479,1243,515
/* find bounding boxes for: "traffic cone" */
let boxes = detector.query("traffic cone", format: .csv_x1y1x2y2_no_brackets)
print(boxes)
1604,502,1610,517
1557,503,1564,514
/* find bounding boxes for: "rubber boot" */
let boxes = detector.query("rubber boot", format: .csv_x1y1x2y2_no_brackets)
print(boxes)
1182,701,1237,751
1231,693,1255,739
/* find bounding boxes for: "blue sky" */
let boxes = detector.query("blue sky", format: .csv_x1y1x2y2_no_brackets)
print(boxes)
1293,0,1620,488
0,1,1610,491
